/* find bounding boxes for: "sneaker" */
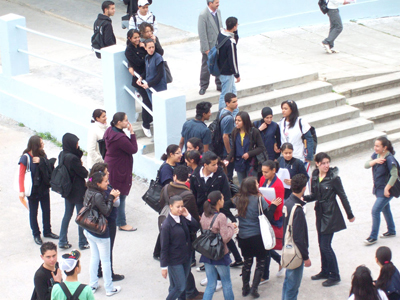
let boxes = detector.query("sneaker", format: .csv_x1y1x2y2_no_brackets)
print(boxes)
141,125,152,138
259,278,269,285
276,267,285,278
59,243,72,249
200,278,208,286
321,42,332,54
311,272,329,280
380,232,396,238
364,237,378,245
196,265,205,272
79,243,90,250
322,278,341,287
330,48,340,53
112,274,125,281
230,261,244,268
106,286,121,297
215,280,222,292
91,286,99,294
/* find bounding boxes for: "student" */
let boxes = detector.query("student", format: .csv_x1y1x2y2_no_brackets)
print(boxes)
87,109,108,169
304,152,355,287
364,137,398,245
200,191,236,300
160,195,200,300
348,265,388,300
31,242,62,300
159,144,183,187
277,143,309,199
282,174,311,300
129,0,158,36
93,1,116,59
51,250,94,300
375,246,400,300
185,150,202,173
187,137,204,154
139,22,163,55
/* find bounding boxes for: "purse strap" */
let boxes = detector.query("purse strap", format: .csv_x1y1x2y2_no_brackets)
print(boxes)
209,213,219,230
258,196,264,216
24,153,31,172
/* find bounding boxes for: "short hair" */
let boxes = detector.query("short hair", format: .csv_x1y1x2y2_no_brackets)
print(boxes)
314,152,331,164
174,165,190,182
40,242,57,255
224,93,237,104
144,38,155,47
102,1,115,13
201,151,218,165
226,17,238,31
195,102,212,119
207,0,216,4
64,260,80,277
169,195,183,205
291,174,308,193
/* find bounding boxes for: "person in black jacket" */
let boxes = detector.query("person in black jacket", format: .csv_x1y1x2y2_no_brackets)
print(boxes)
303,152,355,287
124,0,153,17
93,1,116,58
160,195,199,300
58,133,89,250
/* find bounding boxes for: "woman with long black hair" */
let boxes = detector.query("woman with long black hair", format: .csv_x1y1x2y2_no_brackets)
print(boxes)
348,266,388,300
375,246,400,300
87,109,108,170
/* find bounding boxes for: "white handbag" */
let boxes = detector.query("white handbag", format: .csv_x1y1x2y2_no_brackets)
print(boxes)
23,153,33,197
258,196,276,250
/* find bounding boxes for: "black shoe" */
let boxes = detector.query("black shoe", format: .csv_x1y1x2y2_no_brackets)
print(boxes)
112,274,125,282
242,286,250,297
250,288,260,298
230,261,244,268
199,88,206,95
153,255,160,261
364,238,377,245
34,236,43,245
322,278,341,287
97,272,103,279
311,272,329,280
79,243,90,250
59,243,72,249
380,232,396,238
216,86,222,92
44,232,59,239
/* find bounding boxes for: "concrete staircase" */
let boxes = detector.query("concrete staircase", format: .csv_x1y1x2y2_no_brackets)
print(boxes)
132,71,386,159
335,72,400,144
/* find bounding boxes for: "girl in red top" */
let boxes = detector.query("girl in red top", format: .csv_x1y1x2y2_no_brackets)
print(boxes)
259,160,285,283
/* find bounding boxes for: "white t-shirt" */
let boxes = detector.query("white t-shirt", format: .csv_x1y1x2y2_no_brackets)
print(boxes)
279,117,311,162
348,289,388,300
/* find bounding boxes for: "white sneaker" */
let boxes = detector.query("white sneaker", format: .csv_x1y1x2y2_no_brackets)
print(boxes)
215,280,222,292
259,278,269,285
91,286,99,294
277,268,285,278
106,286,121,297
141,125,152,138
200,278,208,286
330,48,340,53
321,42,332,54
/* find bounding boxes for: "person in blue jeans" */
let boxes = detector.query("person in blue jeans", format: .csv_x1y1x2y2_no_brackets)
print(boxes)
364,136,398,245
282,174,311,300
200,191,236,300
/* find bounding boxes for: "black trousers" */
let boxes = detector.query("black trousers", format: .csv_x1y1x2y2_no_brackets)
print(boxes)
200,53,221,90
132,78,153,130
28,192,51,237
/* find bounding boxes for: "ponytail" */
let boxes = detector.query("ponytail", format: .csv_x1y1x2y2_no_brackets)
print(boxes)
376,246,396,291
203,191,222,218
110,112,126,127
92,109,106,123
376,136,395,155
161,144,179,161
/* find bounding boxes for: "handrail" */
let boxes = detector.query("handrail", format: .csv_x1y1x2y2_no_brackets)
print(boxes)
122,60,157,94
123,86,153,117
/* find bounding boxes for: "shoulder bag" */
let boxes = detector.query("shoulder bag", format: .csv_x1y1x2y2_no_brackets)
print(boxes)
388,156,400,198
281,204,303,269
75,194,108,235
23,153,33,197
142,164,164,213
258,196,276,250
192,214,225,261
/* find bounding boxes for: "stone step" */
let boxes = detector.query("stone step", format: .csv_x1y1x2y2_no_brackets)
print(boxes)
335,72,400,98
348,86,400,111
304,105,360,128
317,130,386,158
374,120,400,135
360,103,400,124
135,136,155,155
316,118,374,144
388,132,400,144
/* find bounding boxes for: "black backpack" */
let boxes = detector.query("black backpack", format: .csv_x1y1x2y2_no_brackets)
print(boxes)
208,109,231,157
318,0,329,14
50,152,72,198
299,118,318,156
91,20,107,58
59,282,86,300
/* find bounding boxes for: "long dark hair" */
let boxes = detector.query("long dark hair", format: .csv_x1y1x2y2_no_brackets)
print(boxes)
203,191,222,218
187,137,204,153
110,112,126,127
281,100,299,129
126,29,140,46
349,266,382,300
87,171,107,191
161,144,179,161
91,109,106,123
185,150,201,165
376,136,395,155
236,177,259,218
23,135,45,157
376,246,396,291
232,111,252,140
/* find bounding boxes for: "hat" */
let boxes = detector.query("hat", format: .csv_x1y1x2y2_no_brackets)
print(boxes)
60,250,81,272
138,0,150,6
261,107,273,118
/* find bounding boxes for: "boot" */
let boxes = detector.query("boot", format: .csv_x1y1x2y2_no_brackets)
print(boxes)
250,266,263,298
242,265,251,296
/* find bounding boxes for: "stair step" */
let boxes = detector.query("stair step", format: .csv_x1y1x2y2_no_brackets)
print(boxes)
318,130,386,158
388,132,400,144
374,120,400,135
136,136,155,155
348,86,400,111
360,103,400,124
335,72,400,98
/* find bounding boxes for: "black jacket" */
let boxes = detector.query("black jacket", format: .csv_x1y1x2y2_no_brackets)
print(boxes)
94,14,116,48
61,133,88,204
226,128,266,162
125,42,147,76
304,167,354,235
217,31,239,78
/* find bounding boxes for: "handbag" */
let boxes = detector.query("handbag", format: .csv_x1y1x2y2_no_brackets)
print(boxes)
281,204,303,269
75,195,108,235
97,139,106,159
164,61,173,84
258,196,276,250
389,157,400,198
142,165,164,213
23,153,33,197
192,214,225,261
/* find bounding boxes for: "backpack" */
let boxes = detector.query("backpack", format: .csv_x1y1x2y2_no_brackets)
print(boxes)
50,152,72,198
91,20,107,58
299,118,317,157
281,204,303,269
131,13,156,29
388,155,400,198
318,0,330,14
59,282,87,300
208,109,231,157
207,35,230,77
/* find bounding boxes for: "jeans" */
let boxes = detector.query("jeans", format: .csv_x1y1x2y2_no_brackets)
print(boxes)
204,263,234,300
318,232,340,280
28,192,51,237
84,231,114,293
200,52,221,90
263,250,281,280
219,74,239,117
323,9,343,49
236,163,251,185
167,260,191,300
282,262,304,300
132,79,153,130
185,270,199,299
59,200,87,247
370,195,396,239
116,195,127,227
98,220,117,276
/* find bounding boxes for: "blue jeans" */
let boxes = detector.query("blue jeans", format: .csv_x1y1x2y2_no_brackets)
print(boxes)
204,263,234,300
318,232,340,280
116,195,127,227
219,74,239,117
167,260,191,300
28,192,51,237
282,262,304,300
84,231,114,293
59,200,87,247
370,195,396,239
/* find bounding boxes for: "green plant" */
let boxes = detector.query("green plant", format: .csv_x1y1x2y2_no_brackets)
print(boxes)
18,123,25,127
37,132,62,148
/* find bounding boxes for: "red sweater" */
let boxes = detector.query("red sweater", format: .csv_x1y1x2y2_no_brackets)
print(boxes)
259,175,285,221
